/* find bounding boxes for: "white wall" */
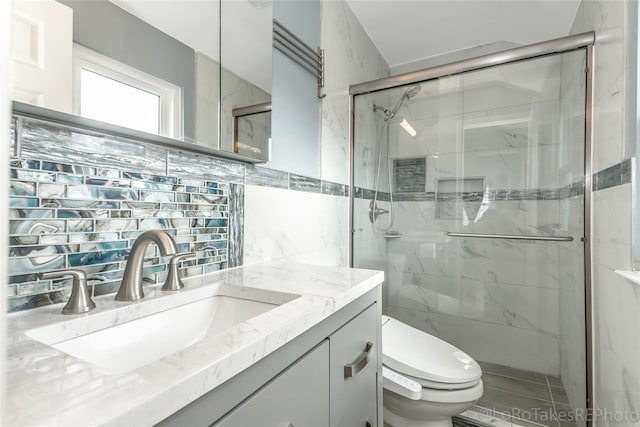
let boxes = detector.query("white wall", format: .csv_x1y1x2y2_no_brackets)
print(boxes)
244,185,349,266
243,0,389,266
320,0,389,186
391,40,521,76
571,1,640,425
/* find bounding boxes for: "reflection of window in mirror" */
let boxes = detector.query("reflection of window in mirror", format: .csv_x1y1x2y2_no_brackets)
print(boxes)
73,44,182,137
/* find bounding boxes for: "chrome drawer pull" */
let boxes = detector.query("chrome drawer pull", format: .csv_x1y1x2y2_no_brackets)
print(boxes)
344,341,374,379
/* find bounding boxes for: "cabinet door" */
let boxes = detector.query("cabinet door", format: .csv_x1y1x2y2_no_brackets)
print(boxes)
330,304,378,427
215,340,329,427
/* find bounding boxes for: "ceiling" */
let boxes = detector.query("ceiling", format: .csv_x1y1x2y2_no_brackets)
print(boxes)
110,0,581,90
345,0,582,70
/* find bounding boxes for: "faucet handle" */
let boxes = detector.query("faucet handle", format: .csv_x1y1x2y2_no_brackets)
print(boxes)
38,269,96,315
162,252,196,292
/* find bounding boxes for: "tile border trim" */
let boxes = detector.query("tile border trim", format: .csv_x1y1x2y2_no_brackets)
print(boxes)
593,158,632,192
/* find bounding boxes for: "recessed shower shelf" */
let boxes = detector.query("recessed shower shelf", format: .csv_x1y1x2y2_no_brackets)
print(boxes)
615,270,640,286
384,231,402,239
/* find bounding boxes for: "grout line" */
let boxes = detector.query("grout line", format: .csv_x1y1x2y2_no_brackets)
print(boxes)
483,382,556,408
545,375,561,427
547,375,557,409
482,369,549,387
471,404,550,427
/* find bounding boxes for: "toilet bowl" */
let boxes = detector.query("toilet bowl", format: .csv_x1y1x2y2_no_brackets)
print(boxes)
381,316,483,427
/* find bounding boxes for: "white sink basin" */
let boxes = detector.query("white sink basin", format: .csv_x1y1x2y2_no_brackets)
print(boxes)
25,284,299,374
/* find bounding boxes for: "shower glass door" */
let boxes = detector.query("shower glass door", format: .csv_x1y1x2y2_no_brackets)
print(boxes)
352,49,586,425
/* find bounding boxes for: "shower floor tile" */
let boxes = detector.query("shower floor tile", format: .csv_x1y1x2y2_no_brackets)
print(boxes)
458,361,579,427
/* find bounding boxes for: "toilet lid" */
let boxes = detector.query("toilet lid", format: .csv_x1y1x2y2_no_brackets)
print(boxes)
381,316,481,385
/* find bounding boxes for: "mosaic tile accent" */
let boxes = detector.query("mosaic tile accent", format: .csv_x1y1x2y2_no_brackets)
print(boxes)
393,157,426,193
593,158,632,191
168,150,246,184
290,174,322,193
228,184,244,268
354,187,391,201
392,192,432,202
245,165,289,189
16,119,167,175
8,118,234,313
354,182,587,203
321,181,349,197
621,157,632,185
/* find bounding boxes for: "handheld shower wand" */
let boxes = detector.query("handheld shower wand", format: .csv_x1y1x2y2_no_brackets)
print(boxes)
369,84,422,231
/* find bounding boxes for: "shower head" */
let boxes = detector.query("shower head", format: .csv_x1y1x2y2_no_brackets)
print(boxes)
373,85,422,122
388,85,421,119
404,85,421,99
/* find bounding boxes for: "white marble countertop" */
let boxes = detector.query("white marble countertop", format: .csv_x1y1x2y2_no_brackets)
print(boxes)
7,262,384,426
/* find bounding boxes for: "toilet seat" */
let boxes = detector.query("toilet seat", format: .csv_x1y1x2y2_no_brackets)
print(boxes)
381,316,481,387
391,368,480,391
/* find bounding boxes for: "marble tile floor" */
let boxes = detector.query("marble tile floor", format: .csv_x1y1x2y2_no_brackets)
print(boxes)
456,361,578,427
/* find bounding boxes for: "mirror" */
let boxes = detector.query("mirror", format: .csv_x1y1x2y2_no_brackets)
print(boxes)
220,0,272,158
10,0,322,168
9,0,272,161
270,0,321,177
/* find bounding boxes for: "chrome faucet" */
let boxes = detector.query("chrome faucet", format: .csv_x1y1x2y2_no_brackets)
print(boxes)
115,230,178,302
39,269,96,315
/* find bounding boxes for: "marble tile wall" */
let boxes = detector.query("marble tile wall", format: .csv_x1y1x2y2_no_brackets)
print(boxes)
243,0,390,268
570,1,640,425
320,0,389,186
391,40,521,76
558,196,587,422
220,63,271,154
387,51,586,192
591,184,640,425
195,52,271,153
243,185,349,267
384,199,566,374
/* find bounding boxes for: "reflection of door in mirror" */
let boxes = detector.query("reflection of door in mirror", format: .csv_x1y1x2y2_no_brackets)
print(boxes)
11,0,73,113
10,0,273,160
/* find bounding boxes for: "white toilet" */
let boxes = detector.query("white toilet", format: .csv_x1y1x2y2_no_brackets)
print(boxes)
381,316,483,427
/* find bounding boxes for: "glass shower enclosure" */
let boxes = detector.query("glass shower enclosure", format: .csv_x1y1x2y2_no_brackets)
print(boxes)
352,47,589,426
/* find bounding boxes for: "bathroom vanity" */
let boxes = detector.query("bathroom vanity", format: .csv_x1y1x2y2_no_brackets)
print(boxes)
6,263,384,426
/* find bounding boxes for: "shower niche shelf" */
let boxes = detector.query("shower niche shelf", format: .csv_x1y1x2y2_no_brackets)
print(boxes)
435,177,486,220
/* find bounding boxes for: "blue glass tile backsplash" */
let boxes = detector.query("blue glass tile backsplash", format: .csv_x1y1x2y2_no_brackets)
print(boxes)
8,117,239,312
7,114,351,312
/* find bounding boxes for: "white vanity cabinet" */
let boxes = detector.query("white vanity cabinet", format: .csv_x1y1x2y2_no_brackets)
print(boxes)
330,303,378,427
216,341,330,427
158,287,381,427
